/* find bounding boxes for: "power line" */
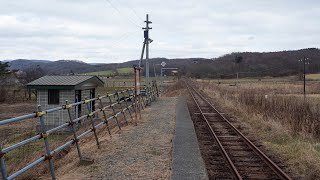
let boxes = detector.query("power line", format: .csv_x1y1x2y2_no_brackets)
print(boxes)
128,5,144,21
115,0,144,22
104,0,141,28
98,30,141,61
108,30,140,50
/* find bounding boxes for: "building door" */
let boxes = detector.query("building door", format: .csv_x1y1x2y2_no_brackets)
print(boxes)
75,90,81,118
90,88,95,112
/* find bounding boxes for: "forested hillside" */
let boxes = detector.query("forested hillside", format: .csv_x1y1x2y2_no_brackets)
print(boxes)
3,48,320,78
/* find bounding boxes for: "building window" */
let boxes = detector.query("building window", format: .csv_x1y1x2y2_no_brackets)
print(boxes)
48,89,59,104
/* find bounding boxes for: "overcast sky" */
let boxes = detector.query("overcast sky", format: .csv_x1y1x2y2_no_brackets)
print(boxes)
0,0,319,63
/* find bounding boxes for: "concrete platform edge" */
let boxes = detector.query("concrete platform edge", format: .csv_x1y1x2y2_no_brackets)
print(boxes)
171,96,208,180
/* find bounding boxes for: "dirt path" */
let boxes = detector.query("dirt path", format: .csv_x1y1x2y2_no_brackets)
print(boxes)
55,97,177,180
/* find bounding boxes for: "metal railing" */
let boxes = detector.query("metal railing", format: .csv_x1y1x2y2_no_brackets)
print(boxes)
0,85,158,180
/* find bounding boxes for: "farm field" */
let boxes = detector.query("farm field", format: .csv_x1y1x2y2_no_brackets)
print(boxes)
116,67,133,74
195,77,320,178
84,67,134,76
306,73,320,80
202,74,320,83
84,70,113,76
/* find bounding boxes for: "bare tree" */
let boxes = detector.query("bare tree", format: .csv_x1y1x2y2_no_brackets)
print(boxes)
16,65,46,100
0,61,13,102
17,65,46,84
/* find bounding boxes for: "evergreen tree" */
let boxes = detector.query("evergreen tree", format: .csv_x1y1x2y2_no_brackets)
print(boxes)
0,61,11,75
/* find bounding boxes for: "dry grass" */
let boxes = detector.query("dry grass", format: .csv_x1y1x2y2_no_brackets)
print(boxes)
54,97,176,180
162,80,184,97
0,89,173,179
306,73,320,81
196,79,320,179
0,80,158,179
0,100,132,179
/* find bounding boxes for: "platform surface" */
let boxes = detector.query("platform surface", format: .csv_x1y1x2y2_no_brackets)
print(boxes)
172,97,208,180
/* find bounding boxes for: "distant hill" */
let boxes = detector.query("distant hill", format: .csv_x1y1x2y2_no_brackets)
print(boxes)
5,59,114,75
5,59,50,70
3,48,320,78
190,48,320,78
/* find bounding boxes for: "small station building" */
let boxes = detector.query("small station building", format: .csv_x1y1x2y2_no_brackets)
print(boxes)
27,75,104,130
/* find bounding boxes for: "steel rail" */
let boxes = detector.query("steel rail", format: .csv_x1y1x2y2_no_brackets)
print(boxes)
188,82,292,180
186,84,242,180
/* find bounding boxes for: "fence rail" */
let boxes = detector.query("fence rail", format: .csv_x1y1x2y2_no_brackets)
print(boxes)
0,83,158,180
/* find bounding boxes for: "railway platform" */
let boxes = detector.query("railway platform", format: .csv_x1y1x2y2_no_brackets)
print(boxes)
172,97,208,180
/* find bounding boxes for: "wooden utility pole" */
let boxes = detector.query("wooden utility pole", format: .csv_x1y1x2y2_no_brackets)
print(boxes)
299,57,310,99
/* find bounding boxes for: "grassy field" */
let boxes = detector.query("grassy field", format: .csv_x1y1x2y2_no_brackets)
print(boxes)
116,67,133,74
85,70,113,76
306,73,320,80
195,77,320,178
84,67,134,76
201,74,320,83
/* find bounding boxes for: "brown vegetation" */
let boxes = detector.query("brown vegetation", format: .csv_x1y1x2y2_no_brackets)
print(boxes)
0,81,156,179
202,83,320,138
195,79,320,178
0,102,130,179
162,80,184,97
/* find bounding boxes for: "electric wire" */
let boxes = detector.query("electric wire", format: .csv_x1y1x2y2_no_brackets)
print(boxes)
87,0,144,62
115,0,144,21
105,0,141,28
100,30,141,62
97,0,146,62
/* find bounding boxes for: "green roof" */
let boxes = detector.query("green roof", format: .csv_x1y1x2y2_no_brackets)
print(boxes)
27,75,104,89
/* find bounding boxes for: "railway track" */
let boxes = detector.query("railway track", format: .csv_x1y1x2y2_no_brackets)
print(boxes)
186,82,292,180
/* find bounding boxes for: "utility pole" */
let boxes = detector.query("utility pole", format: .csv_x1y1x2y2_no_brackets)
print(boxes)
299,57,310,99
234,55,242,86
153,63,157,77
140,14,152,104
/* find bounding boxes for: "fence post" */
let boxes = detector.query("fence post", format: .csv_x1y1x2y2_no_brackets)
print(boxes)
128,90,137,115
65,100,82,160
153,82,156,100
137,94,142,112
151,82,155,101
134,90,141,121
155,80,159,97
125,90,134,121
146,85,150,105
108,95,122,130
85,98,100,147
37,105,56,180
98,95,112,136
116,92,128,125
0,145,8,180
141,89,146,108
153,82,157,99
148,82,152,104
122,90,133,121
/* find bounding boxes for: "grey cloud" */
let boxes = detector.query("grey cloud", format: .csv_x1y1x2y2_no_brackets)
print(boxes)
0,0,319,63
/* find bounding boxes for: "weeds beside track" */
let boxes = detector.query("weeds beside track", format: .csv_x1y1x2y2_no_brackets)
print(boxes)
186,81,291,180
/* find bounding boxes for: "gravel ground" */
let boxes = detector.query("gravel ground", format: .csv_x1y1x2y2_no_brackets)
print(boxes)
56,97,177,180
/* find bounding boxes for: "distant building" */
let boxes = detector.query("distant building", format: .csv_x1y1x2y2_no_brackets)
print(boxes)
27,75,104,131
